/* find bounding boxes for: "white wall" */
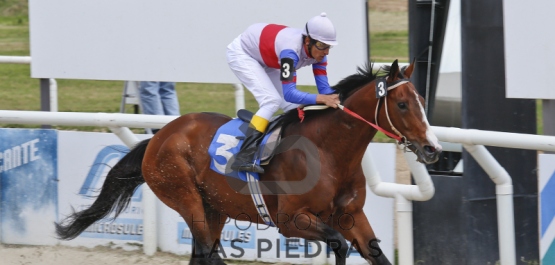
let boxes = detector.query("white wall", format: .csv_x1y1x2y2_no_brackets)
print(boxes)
433,0,462,127
503,0,555,99
437,0,555,100
1,129,395,264
29,0,367,86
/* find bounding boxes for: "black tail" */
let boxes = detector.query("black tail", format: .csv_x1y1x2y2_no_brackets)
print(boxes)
56,139,151,240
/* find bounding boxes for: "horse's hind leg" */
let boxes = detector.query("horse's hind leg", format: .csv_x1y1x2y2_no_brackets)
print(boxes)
176,201,227,265
146,166,226,264
205,207,228,262
141,114,229,264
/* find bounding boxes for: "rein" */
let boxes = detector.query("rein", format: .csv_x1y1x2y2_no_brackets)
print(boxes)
337,104,402,141
339,78,411,144
296,78,413,146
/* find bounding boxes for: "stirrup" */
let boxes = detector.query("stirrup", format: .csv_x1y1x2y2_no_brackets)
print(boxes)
233,163,265,174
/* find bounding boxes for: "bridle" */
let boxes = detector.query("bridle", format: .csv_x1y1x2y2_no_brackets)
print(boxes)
338,78,416,151
296,77,418,151
374,78,410,142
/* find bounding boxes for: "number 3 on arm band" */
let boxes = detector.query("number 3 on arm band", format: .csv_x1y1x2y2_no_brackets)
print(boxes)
280,58,295,81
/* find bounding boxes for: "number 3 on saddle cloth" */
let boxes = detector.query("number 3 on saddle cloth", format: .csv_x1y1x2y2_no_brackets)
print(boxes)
208,110,283,181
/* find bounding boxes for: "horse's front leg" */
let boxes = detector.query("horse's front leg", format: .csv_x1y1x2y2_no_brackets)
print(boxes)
275,210,349,265
335,209,392,265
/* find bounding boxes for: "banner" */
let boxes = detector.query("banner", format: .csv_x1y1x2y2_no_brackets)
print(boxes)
0,129,58,245
1,128,394,264
58,131,149,248
540,154,555,264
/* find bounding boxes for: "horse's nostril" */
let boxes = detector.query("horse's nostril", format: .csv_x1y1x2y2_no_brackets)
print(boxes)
424,145,435,154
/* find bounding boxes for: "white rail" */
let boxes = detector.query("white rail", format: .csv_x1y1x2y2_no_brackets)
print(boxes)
1,56,549,264
0,56,59,112
0,110,177,129
430,126,555,265
0,109,418,263
2,111,552,264
463,144,515,265
373,62,409,70
433,126,555,152
362,149,434,265
0,55,31,64
363,126,555,265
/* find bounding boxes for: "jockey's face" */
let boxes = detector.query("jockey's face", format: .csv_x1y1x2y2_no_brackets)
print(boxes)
304,37,330,63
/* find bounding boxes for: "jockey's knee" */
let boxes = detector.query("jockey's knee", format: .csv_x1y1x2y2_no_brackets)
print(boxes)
257,100,281,119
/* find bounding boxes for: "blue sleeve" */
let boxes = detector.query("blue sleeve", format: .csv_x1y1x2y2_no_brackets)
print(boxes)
279,49,317,105
312,56,335,94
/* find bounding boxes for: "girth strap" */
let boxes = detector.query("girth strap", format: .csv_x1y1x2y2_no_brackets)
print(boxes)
246,173,275,227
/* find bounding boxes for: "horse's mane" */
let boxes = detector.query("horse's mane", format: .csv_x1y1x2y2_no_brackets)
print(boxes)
280,62,393,128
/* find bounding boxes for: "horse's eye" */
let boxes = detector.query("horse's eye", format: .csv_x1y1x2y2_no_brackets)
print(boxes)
398,102,407,109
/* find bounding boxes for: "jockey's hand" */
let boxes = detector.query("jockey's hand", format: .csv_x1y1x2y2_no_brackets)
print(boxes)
316,94,340,108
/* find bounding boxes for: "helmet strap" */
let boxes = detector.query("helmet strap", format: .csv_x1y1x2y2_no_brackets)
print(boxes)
304,36,315,58
304,23,315,58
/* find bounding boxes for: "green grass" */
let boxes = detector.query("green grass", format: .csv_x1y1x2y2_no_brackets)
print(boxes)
370,31,409,63
0,3,406,141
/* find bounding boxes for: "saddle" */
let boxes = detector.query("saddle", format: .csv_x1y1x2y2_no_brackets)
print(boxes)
208,106,328,181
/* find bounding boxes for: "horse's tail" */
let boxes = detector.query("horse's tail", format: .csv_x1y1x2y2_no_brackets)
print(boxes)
55,138,151,240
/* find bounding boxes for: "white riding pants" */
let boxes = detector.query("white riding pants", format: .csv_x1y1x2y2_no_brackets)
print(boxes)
226,35,298,121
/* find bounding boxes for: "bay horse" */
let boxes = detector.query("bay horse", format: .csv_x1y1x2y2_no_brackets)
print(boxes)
56,60,442,265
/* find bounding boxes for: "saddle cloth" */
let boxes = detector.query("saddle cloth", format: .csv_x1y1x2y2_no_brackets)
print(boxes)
208,117,282,181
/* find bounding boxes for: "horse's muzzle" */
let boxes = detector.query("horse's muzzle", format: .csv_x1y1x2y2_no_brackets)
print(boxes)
409,143,442,164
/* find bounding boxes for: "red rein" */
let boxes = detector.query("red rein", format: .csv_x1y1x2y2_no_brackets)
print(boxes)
296,106,402,142
297,106,306,123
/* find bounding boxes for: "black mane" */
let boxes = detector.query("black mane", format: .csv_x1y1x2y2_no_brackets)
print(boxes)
280,62,391,128
334,62,379,102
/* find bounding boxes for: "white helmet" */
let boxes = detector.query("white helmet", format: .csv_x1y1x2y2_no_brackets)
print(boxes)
303,12,338,46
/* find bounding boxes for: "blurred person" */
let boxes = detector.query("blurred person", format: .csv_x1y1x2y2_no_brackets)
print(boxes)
139,81,180,134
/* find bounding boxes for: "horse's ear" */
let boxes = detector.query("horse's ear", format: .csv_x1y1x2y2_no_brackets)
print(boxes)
388,59,400,80
404,58,416,79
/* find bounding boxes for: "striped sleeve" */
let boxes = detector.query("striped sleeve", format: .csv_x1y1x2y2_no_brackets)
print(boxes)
279,49,317,105
313,56,335,94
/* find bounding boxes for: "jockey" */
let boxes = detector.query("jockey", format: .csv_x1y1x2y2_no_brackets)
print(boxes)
226,12,341,173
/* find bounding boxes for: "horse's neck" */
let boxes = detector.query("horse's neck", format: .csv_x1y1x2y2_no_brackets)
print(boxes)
285,87,380,167
304,108,377,167
330,86,381,161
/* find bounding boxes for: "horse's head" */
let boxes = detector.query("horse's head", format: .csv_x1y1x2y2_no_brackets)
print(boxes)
376,60,442,164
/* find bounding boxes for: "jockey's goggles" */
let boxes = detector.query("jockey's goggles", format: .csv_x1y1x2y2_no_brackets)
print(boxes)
313,41,332,50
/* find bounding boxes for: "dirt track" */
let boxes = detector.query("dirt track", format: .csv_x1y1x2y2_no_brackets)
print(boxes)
0,244,188,265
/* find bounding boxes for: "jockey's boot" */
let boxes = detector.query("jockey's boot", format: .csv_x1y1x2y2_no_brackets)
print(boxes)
231,115,268,173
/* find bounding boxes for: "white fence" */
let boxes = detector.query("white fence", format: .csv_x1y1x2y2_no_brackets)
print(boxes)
0,110,408,264
430,127,555,265
3,55,555,264
1,110,555,265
